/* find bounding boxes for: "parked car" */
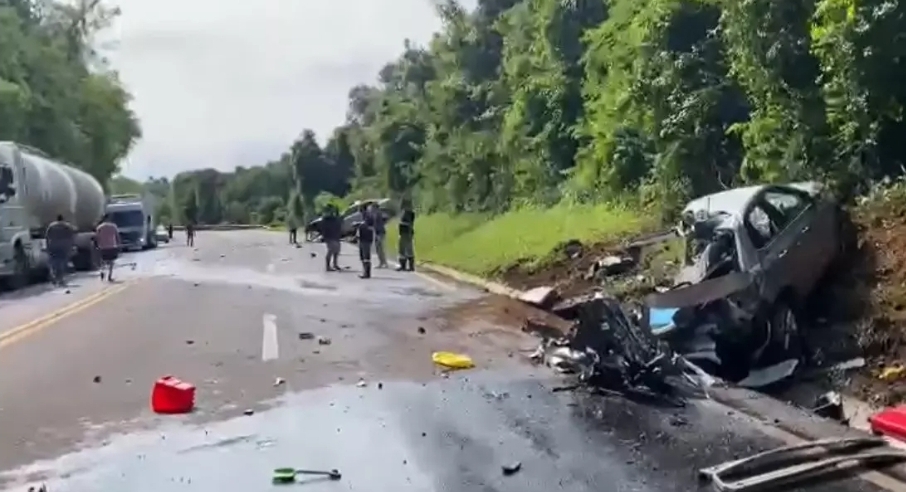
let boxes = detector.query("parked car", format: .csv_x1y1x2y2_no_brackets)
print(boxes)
642,181,853,382
304,198,396,241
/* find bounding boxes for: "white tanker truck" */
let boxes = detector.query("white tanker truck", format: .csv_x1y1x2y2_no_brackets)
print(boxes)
0,141,106,289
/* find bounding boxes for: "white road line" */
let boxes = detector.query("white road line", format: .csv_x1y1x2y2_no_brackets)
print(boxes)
262,314,279,361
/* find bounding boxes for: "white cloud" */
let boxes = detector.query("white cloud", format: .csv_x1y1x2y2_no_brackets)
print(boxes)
105,0,447,179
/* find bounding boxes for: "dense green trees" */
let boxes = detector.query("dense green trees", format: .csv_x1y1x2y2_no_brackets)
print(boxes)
0,0,140,184
105,0,906,226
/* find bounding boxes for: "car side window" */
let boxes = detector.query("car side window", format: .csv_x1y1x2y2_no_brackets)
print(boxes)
745,205,776,250
763,190,811,231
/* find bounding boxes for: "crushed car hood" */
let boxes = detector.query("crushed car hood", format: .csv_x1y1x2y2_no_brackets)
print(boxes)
646,271,754,310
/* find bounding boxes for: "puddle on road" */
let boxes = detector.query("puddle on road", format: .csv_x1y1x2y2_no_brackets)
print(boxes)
0,373,541,492
110,250,464,304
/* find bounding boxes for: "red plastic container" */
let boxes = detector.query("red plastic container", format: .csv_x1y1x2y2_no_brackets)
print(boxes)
869,406,906,442
151,376,195,414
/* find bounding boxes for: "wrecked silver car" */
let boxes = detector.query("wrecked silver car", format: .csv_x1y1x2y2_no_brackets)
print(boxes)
643,182,850,382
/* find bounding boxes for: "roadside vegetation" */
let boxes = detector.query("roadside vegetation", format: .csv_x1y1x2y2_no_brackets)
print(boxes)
121,0,906,283
0,0,139,185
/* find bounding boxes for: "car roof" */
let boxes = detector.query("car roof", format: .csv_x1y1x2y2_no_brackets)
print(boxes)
682,181,822,218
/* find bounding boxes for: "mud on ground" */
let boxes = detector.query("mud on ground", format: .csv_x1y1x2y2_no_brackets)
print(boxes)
496,187,906,407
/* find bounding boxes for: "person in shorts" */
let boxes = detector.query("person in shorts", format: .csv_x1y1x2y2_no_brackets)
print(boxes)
45,214,75,286
95,215,120,282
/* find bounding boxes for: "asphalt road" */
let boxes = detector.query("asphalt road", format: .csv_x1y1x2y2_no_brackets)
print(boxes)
0,231,893,491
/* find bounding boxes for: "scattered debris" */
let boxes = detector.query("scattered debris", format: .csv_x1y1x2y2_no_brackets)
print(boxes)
879,365,906,382
378,382,383,389
92,375,101,383
432,351,475,370
273,467,341,484
310,252,317,258
417,326,426,334
27,485,47,492
518,286,560,309
550,292,599,320
812,391,846,423
356,379,367,388
552,384,580,393
317,336,332,345
736,360,799,389
561,239,583,259
185,340,194,345
298,332,315,340
585,255,636,280
501,462,522,476
244,409,255,416
699,437,906,491
534,295,708,402
274,377,285,387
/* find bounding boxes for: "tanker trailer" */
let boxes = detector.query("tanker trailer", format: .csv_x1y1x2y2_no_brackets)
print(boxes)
0,142,106,288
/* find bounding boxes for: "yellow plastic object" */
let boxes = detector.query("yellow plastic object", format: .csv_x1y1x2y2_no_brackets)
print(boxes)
432,351,475,370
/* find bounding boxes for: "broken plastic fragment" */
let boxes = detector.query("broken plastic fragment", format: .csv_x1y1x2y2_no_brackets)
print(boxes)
432,351,475,370
879,365,906,381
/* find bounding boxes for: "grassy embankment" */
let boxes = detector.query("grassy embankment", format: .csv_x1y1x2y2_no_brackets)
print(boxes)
385,203,655,278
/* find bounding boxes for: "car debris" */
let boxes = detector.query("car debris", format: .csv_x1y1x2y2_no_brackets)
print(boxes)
534,294,712,402
518,286,560,309
585,255,635,281
639,182,850,384
698,437,906,491
812,391,846,423
501,462,522,476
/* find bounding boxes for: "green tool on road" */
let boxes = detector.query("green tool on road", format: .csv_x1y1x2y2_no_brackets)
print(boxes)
272,467,342,484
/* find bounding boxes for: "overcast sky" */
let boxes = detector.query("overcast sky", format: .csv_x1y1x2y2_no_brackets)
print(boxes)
105,0,455,180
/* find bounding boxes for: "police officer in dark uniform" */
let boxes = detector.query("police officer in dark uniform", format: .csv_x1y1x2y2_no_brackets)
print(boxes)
396,199,416,271
355,203,375,279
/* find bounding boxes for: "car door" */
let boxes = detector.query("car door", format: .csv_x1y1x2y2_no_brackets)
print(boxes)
745,202,795,301
761,187,823,297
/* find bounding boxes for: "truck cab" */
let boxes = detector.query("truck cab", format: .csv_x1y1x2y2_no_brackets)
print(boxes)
106,194,158,251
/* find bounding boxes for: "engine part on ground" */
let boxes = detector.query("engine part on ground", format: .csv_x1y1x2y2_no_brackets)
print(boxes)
567,294,705,400
698,437,905,491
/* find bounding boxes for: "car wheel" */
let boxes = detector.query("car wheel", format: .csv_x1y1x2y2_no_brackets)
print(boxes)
9,244,28,290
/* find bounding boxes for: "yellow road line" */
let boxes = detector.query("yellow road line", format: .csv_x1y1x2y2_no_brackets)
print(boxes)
0,281,135,350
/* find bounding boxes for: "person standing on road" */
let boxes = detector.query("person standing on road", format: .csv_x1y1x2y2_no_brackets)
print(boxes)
321,205,342,271
354,203,375,279
370,202,389,268
186,221,196,247
287,216,298,245
167,223,174,240
95,214,120,282
45,214,75,286
396,199,416,272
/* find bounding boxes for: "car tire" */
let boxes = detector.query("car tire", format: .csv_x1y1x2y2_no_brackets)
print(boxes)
9,244,28,290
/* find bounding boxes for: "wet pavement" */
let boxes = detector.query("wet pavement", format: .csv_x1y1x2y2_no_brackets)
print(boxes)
0,231,893,491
